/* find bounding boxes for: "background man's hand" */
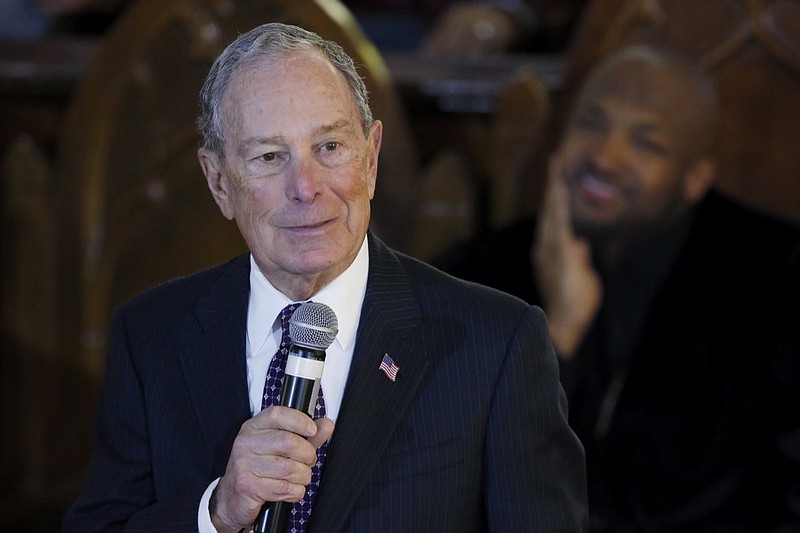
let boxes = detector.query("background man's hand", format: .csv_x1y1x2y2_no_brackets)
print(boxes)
533,155,602,359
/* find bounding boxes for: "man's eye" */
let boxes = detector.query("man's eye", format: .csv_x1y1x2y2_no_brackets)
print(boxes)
575,112,604,132
260,152,277,162
634,135,666,154
322,141,339,152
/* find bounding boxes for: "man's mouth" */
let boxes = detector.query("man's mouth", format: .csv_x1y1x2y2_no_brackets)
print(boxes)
577,172,620,204
285,217,336,231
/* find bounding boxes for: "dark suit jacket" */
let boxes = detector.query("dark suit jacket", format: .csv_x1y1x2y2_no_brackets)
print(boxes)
436,190,800,531
63,233,588,532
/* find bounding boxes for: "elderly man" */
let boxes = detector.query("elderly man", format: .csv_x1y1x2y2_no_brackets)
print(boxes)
438,45,800,531
63,23,587,533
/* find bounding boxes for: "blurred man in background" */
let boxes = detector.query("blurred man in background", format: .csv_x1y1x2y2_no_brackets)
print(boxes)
438,45,800,531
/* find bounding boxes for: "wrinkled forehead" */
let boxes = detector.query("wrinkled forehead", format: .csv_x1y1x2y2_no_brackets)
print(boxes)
223,49,338,101
219,49,355,126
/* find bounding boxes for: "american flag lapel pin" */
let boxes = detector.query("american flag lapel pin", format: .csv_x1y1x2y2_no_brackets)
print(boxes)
379,353,399,382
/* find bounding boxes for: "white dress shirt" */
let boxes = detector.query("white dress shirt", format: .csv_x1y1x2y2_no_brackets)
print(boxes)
198,238,369,531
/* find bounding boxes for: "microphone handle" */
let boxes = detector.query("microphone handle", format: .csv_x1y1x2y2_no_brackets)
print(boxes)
253,501,291,533
253,346,325,532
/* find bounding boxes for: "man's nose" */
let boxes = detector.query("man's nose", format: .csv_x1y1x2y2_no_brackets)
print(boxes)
287,154,323,202
591,132,628,171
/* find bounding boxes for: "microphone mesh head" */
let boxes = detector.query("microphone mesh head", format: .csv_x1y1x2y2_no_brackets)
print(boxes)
289,301,339,350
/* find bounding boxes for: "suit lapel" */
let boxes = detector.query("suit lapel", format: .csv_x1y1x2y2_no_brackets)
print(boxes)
180,255,252,473
310,235,431,532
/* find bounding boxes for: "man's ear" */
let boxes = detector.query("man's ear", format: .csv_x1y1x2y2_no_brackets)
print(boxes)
684,157,716,204
365,120,383,200
198,147,235,220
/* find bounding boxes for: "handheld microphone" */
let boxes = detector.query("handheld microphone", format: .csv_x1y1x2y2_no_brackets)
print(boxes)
253,301,338,533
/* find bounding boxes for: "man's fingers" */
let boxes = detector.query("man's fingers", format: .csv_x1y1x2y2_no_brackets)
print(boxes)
241,408,334,466
257,478,310,503
309,418,334,449
251,455,313,489
249,405,318,436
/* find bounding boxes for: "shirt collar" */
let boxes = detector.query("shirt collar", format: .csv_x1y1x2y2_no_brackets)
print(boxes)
247,237,369,355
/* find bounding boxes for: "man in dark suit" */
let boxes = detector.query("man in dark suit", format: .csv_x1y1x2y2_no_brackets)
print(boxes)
437,45,800,530
62,22,587,532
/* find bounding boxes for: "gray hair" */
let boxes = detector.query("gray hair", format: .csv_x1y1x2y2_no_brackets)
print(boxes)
197,22,373,156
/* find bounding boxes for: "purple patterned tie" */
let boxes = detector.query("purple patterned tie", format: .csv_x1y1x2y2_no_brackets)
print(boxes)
261,303,328,533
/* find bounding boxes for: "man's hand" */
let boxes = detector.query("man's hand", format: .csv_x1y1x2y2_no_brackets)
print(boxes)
533,156,602,359
209,406,334,533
